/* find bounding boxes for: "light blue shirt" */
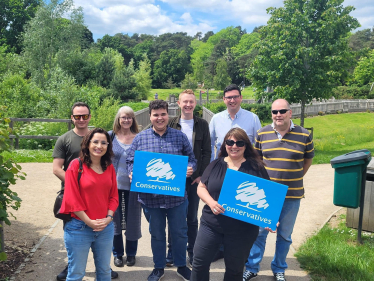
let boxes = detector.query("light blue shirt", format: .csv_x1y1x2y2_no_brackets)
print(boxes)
209,107,262,161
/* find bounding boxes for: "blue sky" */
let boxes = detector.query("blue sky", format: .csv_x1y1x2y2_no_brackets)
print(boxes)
69,0,374,41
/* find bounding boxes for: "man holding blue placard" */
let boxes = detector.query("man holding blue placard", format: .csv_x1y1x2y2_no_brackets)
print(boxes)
126,100,197,281
243,99,314,281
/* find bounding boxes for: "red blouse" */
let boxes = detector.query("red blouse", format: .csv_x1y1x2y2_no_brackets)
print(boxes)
60,159,119,221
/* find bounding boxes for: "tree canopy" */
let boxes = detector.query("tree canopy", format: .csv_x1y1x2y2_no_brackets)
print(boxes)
249,0,360,126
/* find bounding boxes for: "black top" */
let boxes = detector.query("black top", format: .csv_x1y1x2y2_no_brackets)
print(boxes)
200,157,270,233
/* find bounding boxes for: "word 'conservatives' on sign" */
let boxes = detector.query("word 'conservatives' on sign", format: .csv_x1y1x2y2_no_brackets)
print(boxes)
218,169,288,230
131,151,188,197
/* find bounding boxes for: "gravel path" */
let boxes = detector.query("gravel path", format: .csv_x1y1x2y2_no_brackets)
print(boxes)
3,163,339,281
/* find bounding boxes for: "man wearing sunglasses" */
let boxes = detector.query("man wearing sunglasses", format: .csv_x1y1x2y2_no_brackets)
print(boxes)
243,99,314,281
52,102,119,280
209,84,261,161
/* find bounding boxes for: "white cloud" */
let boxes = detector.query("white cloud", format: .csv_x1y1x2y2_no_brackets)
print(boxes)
72,0,374,40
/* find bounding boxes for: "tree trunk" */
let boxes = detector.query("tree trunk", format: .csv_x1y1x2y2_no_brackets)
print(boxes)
0,221,4,253
300,97,306,128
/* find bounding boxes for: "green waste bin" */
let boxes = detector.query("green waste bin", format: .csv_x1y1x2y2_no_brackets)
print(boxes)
330,149,371,208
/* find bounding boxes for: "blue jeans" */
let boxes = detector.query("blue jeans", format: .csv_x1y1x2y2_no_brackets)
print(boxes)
142,199,188,269
64,218,114,281
245,199,301,274
168,178,200,255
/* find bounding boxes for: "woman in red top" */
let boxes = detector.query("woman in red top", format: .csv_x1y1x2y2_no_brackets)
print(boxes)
61,128,119,281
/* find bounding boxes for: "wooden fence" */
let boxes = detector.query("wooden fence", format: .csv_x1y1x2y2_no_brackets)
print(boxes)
9,118,72,149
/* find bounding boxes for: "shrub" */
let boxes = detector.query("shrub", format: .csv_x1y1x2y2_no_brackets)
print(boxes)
91,97,121,130
332,85,372,99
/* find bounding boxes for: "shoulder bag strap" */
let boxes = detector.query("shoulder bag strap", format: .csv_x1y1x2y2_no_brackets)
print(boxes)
78,158,83,188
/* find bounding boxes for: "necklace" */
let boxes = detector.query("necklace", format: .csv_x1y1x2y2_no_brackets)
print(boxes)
225,157,245,170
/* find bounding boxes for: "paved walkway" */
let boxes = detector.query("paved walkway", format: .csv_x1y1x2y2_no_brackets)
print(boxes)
4,163,339,281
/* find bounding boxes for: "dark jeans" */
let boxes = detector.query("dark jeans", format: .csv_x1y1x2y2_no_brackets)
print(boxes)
191,221,258,281
142,200,188,268
168,177,199,255
112,190,138,257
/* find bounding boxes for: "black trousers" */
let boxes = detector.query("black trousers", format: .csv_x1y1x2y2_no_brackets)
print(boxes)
191,220,259,281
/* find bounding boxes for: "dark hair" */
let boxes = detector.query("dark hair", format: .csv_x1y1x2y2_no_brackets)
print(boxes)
71,102,91,115
149,99,168,115
218,128,264,170
80,128,113,171
223,84,241,97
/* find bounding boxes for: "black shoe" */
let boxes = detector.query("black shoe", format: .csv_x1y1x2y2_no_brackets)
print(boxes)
56,265,68,281
114,256,124,267
212,250,224,262
111,269,119,279
243,270,258,281
274,272,286,281
177,266,191,281
148,268,165,281
166,250,173,267
187,253,193,268
126,256,136,266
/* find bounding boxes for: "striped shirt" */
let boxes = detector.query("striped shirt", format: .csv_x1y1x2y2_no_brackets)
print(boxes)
254,123,314,198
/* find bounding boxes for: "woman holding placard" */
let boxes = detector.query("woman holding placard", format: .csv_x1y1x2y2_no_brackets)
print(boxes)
191,127,270,281
109,106,142,268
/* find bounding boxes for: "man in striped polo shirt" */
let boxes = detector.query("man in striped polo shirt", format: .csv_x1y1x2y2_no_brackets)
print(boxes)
243,99,314,281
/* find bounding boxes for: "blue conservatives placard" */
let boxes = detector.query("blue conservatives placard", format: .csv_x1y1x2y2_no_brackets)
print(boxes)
131,151,188,197
218,169,288,230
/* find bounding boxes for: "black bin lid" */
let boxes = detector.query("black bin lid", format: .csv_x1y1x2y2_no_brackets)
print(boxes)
330,149,371,165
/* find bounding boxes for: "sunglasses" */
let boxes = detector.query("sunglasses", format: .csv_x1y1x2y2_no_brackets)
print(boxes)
271,109,289,115
72,114,90,120
225,139,246,147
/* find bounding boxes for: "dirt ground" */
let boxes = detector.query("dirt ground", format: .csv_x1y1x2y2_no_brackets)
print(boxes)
1,163,340,281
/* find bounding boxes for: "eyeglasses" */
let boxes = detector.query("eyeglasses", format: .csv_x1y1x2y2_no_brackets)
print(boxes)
224,95,241,101
225,139,246,147
120,117,132,121
271,109,289,115
72,114,90,120
90,140,109,147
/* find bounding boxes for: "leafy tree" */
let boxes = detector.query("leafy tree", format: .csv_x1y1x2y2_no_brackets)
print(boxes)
22,0,85,87
249,0,359,127
97,34,132,63
164,78,176,89
0,0,41,53
110,60,137,101
191,41,214,82
348,28,374,52
96,50,116,88
202,31,214,42
232,33,260,57
214,58,231,90
0,106,25,259
353,50,374,86
134,54,152,100
181,73,198,90
153,49,191,88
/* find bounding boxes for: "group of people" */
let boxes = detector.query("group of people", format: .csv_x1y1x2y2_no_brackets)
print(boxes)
53,83,314,281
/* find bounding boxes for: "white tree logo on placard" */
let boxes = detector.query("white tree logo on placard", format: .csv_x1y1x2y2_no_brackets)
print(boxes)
146,158,176,183
235,181,269,212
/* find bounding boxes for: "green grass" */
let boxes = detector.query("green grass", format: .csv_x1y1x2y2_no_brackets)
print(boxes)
149,87,255,101
295,214,374,281
292,112,374,164
2,149,53,163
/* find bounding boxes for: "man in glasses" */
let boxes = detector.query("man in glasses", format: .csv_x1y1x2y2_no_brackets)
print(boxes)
243,99,314,281
209,84,261,161
52,102,119,280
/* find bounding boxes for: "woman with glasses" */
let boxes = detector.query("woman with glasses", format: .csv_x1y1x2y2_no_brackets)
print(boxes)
109,106,142,268
191,128,270,281
60,127,118,280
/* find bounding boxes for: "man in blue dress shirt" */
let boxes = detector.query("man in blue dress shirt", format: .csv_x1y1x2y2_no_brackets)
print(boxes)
209,84,262,161
127,100,197,281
